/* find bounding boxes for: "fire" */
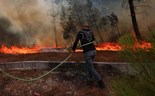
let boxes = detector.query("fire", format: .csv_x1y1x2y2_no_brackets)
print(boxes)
0,41,153,54
96,42,122,51
134,41,152,49
0,45,66,54
95,41,152,51
0,45,40,54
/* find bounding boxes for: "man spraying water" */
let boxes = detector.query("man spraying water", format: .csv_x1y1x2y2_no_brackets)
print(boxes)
72,23,105,89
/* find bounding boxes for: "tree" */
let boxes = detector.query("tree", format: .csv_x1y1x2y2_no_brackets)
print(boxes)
61,0,103,43
60,5,77,45
99,13,120,42
109,12,120,36
62,16,77,45
122,0,151,40
51,0,59,47
128,0,142,40
86,0,104,42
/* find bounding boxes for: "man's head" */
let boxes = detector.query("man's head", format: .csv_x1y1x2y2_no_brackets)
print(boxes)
82,23,89,30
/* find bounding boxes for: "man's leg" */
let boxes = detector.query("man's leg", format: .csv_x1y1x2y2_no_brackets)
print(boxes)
84,51,105,89
84,51,101,81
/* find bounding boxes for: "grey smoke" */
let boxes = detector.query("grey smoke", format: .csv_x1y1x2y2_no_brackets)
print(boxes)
0,17,24,47
0,0,155,47
0,0,55,47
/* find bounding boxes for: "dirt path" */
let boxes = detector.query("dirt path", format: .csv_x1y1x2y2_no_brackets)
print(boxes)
0,51,126,63
0,70,113,96
0,51,124,96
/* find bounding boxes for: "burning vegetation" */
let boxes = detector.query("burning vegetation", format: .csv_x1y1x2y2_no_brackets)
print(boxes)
0,0,155,96
0,41,152,54
0,0,154,52
0,45,40,54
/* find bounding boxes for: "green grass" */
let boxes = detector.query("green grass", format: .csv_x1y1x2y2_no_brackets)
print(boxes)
111,33,155,96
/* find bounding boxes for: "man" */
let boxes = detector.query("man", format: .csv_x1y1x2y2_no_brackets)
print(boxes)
72,23,105,89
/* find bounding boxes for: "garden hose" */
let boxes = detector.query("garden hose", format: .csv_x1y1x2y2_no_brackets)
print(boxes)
0,41,95,82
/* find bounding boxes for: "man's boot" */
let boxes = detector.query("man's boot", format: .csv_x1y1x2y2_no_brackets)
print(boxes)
86,80,95,88
98,80,105,89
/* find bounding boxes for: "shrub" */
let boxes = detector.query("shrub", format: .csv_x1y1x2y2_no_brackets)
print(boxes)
111,33,155,96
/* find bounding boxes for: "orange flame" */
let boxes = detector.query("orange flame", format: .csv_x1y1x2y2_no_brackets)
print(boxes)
0,45,40,54
134,41,152,49
0,41,153,54
96,42,122,51
95,41,152,51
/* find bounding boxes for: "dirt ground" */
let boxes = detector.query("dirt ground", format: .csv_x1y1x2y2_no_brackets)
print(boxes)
0,51,123,96
0,51,126,63
0,69,114,96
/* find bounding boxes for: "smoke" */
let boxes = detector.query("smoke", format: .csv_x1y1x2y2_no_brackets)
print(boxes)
0,0,56,47
137,0,155,34
0,0,155,47
103,0,155,38
125,0,155,38
0,17,23,46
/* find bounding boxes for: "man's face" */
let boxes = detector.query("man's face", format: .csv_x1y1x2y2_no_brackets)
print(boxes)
82,26,89,30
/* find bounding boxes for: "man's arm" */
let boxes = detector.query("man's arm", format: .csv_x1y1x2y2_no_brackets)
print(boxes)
72,32,81,51
92,32,95,41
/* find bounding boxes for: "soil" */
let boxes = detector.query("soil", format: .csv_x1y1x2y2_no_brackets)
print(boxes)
0,51,123,96
0,51,126,63
0,69,114,96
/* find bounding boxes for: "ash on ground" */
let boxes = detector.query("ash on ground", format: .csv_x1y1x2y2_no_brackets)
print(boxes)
40,48,68,53
0,69,112,96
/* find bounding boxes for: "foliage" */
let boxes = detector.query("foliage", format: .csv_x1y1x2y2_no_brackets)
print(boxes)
148,30,155,47
62,0,101,28
111,33,155,96
118,33,135,47
60,5,77,44
60,0,122,43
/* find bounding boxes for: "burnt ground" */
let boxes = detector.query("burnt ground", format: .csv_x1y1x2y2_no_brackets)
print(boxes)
0,51,123,96
0,51,126,63
0,69,115,96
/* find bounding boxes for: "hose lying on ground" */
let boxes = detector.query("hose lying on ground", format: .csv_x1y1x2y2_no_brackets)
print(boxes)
0,41,94,82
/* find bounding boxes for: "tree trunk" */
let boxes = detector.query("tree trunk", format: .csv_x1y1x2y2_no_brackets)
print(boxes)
94,22,104,43
116,24,121,36
52,0,58,47
74,0,83,26
128,0,142,40
69,38,72,46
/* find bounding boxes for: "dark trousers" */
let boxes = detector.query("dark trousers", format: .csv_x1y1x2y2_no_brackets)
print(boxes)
84,50,101,81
